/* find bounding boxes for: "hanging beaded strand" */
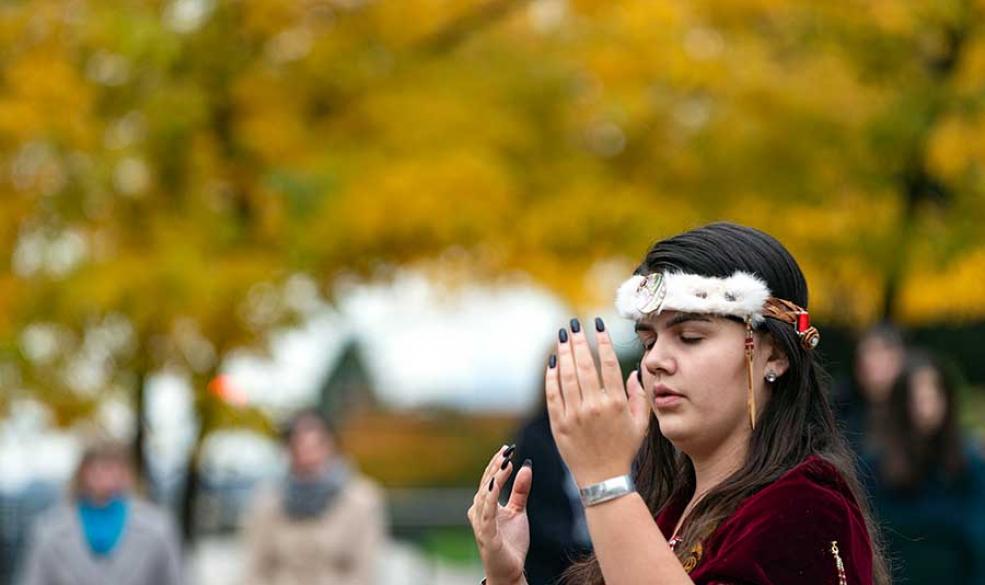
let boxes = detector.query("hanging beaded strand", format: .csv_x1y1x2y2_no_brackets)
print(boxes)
745,318,756,430
831,541,848,585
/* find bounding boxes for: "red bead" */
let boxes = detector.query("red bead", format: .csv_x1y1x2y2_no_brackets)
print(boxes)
797,312,810,333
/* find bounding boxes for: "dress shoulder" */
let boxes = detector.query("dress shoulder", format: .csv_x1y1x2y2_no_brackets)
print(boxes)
689,456,873,585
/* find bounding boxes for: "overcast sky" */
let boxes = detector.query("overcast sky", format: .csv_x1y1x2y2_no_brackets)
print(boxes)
220,270,642,414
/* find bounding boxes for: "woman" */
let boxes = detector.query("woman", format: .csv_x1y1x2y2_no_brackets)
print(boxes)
865,350,985,584
242,409,386,585
831,323,907,458
468,223,888,584
22,441,183,585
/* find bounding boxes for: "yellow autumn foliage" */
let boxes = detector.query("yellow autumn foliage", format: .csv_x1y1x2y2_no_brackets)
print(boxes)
1,0,984,422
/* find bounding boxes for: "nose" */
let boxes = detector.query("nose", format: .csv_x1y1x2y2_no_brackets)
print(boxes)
641,335,676,380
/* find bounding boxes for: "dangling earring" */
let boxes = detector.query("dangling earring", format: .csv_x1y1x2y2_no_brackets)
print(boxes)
744,318,756,431
765,371,778,383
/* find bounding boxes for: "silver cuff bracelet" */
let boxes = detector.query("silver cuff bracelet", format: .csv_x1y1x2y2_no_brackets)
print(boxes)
578,474,635,507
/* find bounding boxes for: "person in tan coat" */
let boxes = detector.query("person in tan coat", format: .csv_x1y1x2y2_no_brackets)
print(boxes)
243,410,386,585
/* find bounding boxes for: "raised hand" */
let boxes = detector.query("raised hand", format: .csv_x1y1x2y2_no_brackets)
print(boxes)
546,317,651,488
467,445,533,585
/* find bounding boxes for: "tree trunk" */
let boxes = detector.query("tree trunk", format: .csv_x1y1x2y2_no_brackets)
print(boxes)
880,16,968,320
133,366,148,486
178,372,220,546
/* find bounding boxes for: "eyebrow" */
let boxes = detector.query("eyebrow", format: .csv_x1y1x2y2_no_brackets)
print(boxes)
635,313,713,333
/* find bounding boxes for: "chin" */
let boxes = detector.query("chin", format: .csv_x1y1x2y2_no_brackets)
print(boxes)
654,414,693,445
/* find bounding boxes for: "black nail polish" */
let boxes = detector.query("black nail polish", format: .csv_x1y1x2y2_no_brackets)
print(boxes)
500,458,510,470
522,458,532,469
503,444,516,458
595,317,605,332
548,354,557,369
558,328,568,343
570,318,581,333
488,477,495,491
637,368,644,385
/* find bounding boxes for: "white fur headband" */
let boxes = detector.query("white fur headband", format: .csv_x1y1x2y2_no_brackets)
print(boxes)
615,271,772,325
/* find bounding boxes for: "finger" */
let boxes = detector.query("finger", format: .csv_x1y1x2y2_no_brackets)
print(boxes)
480,461,514,539
546,353,565,409
472,447,505,526
478,444,510,492
556,326,582,408
594,317,625,402
477,445,505,492
568,318,602,402
626,369,652,432
506,459,533,513
477,444,515,522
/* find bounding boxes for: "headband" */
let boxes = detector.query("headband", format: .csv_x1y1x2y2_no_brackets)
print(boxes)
615,271,820,351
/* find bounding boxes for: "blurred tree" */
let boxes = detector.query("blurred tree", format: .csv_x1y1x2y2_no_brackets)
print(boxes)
1,0,985,540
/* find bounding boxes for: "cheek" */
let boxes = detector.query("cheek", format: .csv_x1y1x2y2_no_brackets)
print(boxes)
684,340,749,410
913,393,947,429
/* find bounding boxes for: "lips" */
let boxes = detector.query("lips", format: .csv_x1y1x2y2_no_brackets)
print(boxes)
652,384,685,409
653,384,683,399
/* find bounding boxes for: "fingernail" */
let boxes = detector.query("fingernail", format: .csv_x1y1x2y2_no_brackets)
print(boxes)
548,354,557,369
500,457,510,470
570,318,581,333
636,369,644,385
488,477,495,491
558,328,568,343
595,317,605,332
503,444,516,458
522,458,532,469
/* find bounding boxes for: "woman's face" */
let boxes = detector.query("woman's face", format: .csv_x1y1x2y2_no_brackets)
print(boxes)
79,457,131,504
909,366,948,436
636,310,777,458
289,421,335,477
855,335,905,403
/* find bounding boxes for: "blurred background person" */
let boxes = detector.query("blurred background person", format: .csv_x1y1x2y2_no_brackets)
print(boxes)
19,440,183,585
832,323,908,459
242,409,386,585
864,350,985,585
503,397,592,585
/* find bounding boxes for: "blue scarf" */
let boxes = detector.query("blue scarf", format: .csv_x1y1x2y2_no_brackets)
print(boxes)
78,497,128,557
283,459,351,520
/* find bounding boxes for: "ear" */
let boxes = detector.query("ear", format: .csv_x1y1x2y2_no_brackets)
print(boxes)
763,334,790,379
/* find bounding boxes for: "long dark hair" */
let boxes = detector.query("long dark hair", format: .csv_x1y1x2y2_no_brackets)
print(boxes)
880,350,966,492
564,222,889,584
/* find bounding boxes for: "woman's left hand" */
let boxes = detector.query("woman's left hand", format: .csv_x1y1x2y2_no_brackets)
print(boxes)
546,318,652,488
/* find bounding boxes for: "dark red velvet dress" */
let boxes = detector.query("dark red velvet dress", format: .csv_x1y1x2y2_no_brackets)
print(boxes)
655,456,873,585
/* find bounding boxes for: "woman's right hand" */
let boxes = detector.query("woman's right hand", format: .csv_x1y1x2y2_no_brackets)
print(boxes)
467,445,533,585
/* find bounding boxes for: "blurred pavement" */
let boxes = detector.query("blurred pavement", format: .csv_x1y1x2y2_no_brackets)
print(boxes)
190,536,484,585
